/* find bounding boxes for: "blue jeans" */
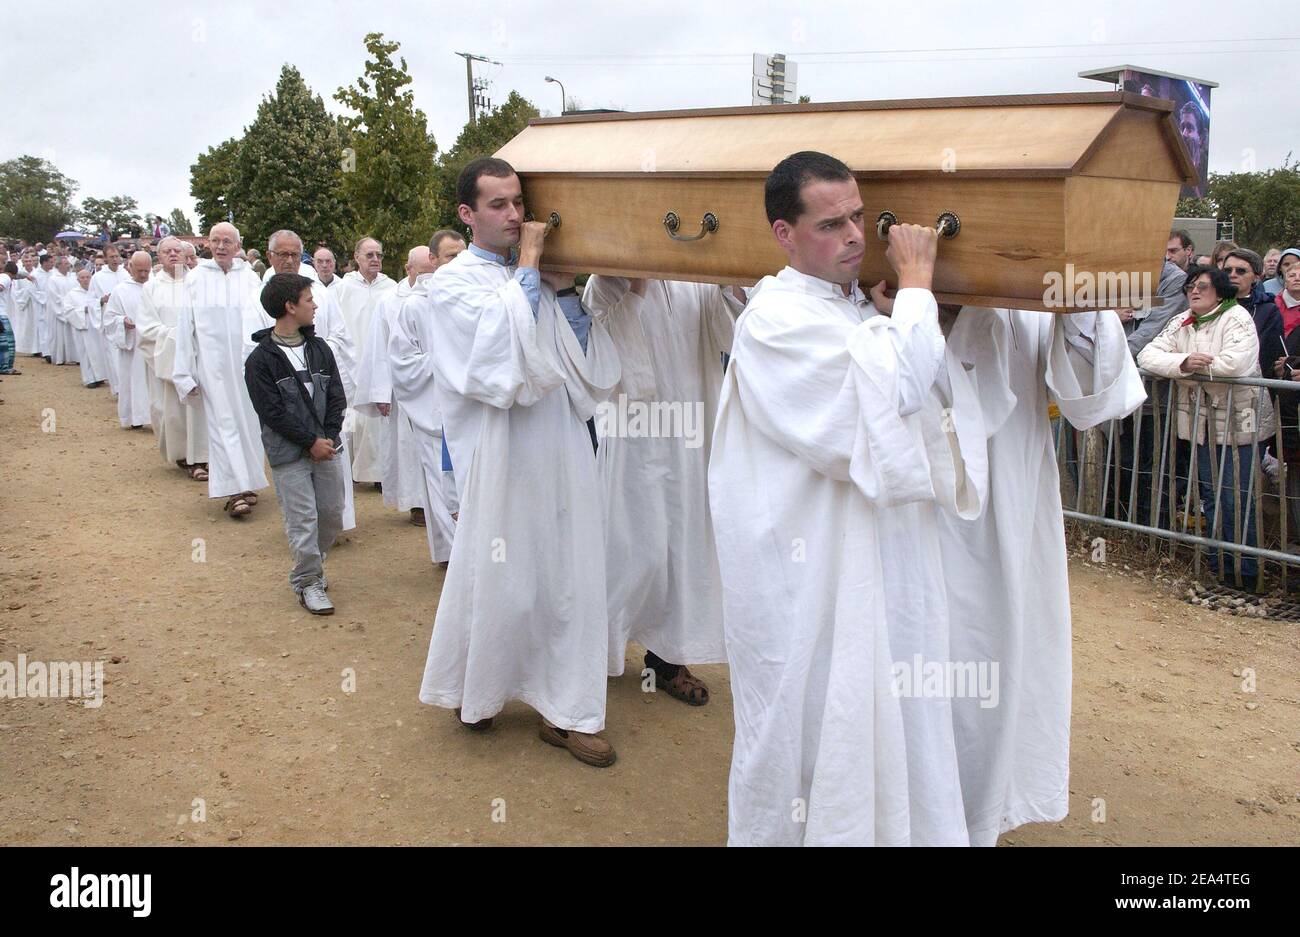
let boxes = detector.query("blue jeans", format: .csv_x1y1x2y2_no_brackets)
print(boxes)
0,315,14,372
1196,442,1258,581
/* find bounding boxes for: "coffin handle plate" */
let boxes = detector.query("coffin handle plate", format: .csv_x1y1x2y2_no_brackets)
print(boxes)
663,211,719,242
876,210,961,240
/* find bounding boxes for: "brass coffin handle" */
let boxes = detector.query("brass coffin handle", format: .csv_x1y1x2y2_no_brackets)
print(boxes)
663,211,719,242
876,210,961,240
524,211,562,229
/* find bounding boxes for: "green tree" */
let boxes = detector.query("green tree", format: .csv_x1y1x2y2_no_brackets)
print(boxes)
334,33,442,278
0,155,79,241
167,208,195,236
190,136,242,233
80,195,142,237
433,90,540,233
1205,157,1300,253
232,65,353,255
1175,195,1215,218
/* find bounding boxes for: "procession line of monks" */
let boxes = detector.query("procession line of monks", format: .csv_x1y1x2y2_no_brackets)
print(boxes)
9,148,1148,846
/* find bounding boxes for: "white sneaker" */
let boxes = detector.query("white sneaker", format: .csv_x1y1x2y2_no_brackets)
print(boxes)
299,583,334,615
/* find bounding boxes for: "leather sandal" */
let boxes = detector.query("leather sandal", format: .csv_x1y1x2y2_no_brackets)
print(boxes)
539,718,616,768
223,495,252,518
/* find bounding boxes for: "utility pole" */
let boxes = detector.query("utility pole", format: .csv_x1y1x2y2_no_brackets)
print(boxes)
455,52,500,125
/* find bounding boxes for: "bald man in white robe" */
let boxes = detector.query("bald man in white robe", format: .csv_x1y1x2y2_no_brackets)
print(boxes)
102,251,154,429
389,236,466,563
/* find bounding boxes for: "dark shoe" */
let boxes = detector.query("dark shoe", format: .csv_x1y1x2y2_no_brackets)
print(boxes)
539,719,616,767
409,508,426,527
455,708,493,731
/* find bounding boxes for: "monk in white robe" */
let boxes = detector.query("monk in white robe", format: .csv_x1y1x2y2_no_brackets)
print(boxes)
337,237,396,485
417,158,620,766
137,237,209,478
265,230,358,529
582,275,742,704
932,305,1145,845
89,247,130,392
172,222,271,517
313,247,345,294
389,236,466,563
12,254,41,356
64,268,107,386
102,251,154,429
354,249,426,525
709,152,987,846
33,254,55,360
46,256,77,365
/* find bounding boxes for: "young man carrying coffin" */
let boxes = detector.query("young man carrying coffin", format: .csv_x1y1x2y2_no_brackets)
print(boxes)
416,158,622,767
708,151,988,845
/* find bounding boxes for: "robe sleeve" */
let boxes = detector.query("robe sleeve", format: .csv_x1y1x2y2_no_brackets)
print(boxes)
427,264,566,409
102,292,134,351
697,282,740,359
135,286,167,365
582,275,657,401
389,298,442,438
353,302,392,415
320,291,357,401
172,301,200,402
732,287,947,505
1046,310,1147,430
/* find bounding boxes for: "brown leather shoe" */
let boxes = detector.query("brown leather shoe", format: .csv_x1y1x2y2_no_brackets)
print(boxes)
409,508,426,527
539,719,616,767
455,708,493,731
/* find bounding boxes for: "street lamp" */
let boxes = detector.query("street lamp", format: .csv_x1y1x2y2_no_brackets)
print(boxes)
544,75,567,115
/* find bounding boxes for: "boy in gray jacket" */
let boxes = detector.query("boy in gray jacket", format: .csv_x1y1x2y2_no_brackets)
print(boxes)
245,273,347,615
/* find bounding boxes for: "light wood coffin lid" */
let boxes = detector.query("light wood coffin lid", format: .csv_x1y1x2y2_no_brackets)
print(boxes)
494,92,1197,309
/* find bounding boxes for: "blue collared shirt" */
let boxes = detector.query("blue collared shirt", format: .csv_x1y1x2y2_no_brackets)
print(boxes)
468,241,539,316
555,290,591,353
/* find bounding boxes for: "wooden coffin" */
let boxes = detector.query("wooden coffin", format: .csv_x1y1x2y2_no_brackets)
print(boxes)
493,92,1197,311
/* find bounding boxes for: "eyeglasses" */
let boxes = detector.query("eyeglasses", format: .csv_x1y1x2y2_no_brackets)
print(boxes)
209,237,237,248
1223,265,1252,276
269,250,299,259
361,251,383,259
1187,281,1213,293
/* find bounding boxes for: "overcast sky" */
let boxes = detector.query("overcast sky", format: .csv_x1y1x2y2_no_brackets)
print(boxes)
3,0,1294,229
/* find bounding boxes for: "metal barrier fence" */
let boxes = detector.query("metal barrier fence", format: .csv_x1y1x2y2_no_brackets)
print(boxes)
1055,369,1300,591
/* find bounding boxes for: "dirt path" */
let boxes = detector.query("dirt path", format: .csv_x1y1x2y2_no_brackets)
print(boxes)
1,360,1296,845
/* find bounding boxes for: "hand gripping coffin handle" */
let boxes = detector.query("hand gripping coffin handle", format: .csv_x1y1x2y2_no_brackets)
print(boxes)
875,210,961,240
663,211,719,242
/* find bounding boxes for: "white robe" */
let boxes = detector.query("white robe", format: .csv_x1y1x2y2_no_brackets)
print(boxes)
34,266,55,357
389,271,459,563
102,279,153,428
138,271,210,465
583,276,739,672
354,278,424,513
262,262,319,283
89,265,129,392
12,272,40,355
938,307,1145,846
708,267,987,847
172,258,270,499
338,271,396,482
417,249,621,731
45,271,77,365
63,286,108,386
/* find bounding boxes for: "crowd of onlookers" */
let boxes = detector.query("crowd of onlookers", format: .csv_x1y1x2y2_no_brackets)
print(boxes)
1104,230,1300,588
